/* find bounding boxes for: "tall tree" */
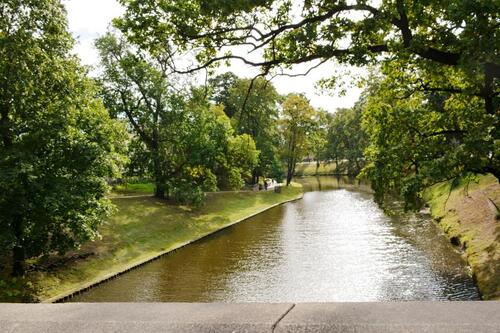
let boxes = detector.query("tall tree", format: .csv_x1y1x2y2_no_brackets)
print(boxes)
0,0,126,276
325,105,367,176
281,94,316,185
219,76,281,183
208,72,239,118
96,32,177,198
308,109,330,173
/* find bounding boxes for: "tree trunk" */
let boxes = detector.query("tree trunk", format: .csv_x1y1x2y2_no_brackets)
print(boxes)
252,169,258,185
12,215,25,277
151,141,166,199
291,157,297,181
286,129,297,186
286,169,293,186
286,155,297,186
12,246,25,277
285,154,293,186
155,181,165,199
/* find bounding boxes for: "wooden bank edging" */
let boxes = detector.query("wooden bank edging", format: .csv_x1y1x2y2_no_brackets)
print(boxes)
41,193,304,304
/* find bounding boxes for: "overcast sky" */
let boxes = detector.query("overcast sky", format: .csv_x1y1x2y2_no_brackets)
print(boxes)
63,0,363,112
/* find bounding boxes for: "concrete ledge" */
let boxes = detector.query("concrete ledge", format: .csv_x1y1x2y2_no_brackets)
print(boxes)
1,302,499,333
276,302,500,333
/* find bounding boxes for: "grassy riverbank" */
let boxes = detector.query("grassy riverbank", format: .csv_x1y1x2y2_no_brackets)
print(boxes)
424,174,500,300
8,185,303,302
294,162,338,176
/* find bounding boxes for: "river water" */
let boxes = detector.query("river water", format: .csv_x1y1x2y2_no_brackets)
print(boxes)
70,176,479,302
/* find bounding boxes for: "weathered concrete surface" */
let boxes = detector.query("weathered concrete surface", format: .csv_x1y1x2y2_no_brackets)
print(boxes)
1,302,499,333
276,302,500,333
0,303,293,333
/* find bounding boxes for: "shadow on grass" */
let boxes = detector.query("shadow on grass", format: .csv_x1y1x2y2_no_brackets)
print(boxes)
479,224,500,299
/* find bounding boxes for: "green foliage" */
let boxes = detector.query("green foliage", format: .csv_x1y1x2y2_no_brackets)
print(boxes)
97,34,263,200
209,72,239,117
115,0,499,207
225,133,260,188
281,94,317,185
115,0,498,83
325,105,368,175
361,64,498,209
96,33,231,202
170,167,217,206
268,155,285,182
0,277,35,302
307,109,330,163
220,75,281,182
0,0,126,276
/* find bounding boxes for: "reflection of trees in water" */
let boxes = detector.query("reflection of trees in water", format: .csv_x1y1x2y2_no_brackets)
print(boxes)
298,176,372,194
71,177,479,302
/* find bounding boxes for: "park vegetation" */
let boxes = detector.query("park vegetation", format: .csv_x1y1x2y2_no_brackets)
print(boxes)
0,0,323,285
115,0,498,205
0,0,498,299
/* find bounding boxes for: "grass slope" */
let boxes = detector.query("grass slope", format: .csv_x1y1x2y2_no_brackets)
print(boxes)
112,182,156,195
424,174,500,300
31,185,302,302
294,162,337,176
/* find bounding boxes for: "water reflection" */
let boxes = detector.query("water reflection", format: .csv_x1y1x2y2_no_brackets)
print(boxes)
70,176,479,302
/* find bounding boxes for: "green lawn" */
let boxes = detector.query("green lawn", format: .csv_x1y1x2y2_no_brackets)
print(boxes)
112,182,156,195
294,162,337,176
30,184,302,302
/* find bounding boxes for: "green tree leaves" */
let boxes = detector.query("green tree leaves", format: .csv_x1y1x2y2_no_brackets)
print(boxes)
281,94,316,185
0,0,126,276
361,65,497,209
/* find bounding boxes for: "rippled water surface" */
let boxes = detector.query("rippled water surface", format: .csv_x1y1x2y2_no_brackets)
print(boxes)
70,177,479,302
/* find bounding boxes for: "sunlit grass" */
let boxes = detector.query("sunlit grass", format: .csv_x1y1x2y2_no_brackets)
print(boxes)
294,162,337,176
112,182,155,195
31,184,303,302
424,174,500,300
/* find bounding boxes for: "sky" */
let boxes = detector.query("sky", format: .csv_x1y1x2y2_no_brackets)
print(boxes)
63,0,363,112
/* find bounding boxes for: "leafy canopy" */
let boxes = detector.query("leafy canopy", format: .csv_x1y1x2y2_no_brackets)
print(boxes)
0,0,126,275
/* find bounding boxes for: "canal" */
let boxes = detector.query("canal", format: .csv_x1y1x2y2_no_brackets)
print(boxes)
70,176,479,302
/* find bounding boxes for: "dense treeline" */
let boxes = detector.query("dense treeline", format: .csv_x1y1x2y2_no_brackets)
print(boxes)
115,0,497,208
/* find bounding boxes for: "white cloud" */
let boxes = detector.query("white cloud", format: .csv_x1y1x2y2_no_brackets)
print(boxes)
63,0,363,112
63,0,123,68
63,0,123,37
